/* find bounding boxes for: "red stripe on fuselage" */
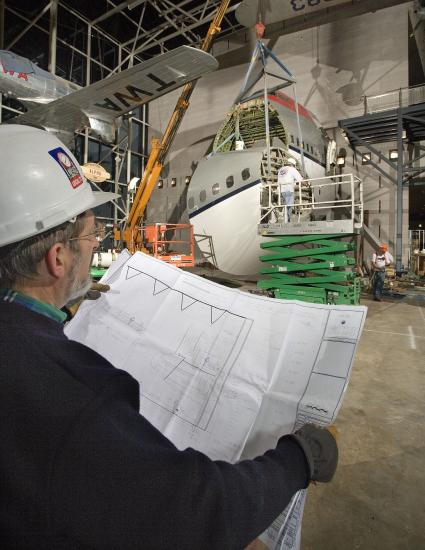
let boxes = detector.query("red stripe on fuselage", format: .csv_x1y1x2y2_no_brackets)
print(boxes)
269,94,313,122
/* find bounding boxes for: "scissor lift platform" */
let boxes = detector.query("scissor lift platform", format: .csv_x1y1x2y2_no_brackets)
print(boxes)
257,174,363,305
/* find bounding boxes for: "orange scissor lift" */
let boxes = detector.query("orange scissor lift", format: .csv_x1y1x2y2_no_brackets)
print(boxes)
140,223,195,268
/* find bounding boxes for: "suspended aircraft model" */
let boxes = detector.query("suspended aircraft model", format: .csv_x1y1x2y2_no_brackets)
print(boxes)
0,47,218,144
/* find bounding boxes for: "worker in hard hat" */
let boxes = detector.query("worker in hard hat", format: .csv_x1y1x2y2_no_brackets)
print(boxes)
0,126,338,550
371,243,394,301
277,157,303,222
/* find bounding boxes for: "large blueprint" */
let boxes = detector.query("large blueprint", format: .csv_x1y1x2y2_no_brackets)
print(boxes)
65,251,366,548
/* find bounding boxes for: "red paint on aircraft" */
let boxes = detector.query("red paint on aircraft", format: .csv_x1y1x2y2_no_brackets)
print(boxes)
0,64,29,81
269,93,313,122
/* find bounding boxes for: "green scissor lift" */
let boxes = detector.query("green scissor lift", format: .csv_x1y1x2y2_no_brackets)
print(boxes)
258,234,361,305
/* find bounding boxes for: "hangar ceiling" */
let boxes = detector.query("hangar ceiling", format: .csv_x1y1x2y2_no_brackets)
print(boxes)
0,1,243,84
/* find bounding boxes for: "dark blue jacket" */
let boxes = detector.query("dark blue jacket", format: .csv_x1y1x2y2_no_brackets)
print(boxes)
0,301,309,550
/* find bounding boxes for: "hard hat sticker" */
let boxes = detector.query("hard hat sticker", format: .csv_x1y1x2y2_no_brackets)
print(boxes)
48,147,84,189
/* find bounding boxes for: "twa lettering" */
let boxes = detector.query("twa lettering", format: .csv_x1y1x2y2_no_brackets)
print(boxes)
94,72,176,112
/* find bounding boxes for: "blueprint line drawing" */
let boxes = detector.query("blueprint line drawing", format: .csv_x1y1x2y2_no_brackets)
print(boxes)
103,261,256,431
124,264,244,325
136,298,252,430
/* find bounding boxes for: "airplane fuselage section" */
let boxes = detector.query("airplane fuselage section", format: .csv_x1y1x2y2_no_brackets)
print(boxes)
188,147,326,275
0,50,78,105
187,94,328,275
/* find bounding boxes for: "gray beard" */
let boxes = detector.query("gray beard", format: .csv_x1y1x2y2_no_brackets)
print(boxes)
65,252,93,304
67,275,93,303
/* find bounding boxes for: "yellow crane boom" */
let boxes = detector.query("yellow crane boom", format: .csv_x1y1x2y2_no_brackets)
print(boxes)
118,0,231,251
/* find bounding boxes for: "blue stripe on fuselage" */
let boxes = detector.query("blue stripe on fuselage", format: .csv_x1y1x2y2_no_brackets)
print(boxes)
288,145,326,168
189,148,325,219
189,179,261,219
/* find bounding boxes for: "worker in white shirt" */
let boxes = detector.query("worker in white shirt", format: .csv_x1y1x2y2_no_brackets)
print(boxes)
277,157,303,222
371,243,394,301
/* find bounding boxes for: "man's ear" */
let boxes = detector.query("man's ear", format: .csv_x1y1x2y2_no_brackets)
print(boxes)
45,243,68,279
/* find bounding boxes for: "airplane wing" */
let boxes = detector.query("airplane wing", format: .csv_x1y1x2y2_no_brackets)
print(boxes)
11,46,218,138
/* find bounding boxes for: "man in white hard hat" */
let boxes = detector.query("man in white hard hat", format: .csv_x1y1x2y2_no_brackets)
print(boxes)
0,126,338,549
277,157,303,222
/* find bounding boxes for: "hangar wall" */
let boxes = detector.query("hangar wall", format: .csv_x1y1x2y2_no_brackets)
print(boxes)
146,2,411,267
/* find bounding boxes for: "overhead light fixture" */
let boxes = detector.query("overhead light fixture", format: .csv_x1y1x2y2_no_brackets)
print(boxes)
171,178,177,187
128,177,139,192
402,130,407,139
361,152,371,165
336,156,346,167
389,149,398,160
185,176,191,185
158,179,163,189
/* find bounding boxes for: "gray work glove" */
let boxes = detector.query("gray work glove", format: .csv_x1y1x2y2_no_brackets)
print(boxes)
290,424,338,483
85,282,111,300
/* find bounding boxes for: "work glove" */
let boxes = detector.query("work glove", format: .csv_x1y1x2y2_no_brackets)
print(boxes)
84,282,111,300
290,424,338,483
63,283,110,320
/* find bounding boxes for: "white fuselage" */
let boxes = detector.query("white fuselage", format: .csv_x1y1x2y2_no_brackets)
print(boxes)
189,146,326,275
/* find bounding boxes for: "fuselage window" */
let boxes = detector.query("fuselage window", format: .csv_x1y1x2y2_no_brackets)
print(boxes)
212,183,220,195
290,135,294,143
226,175,234,188
188,197,195,209
200,189,206,202
241,168,250,181
296,137,300,147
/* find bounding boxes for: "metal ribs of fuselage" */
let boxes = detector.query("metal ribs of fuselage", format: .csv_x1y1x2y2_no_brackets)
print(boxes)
213,100,287,152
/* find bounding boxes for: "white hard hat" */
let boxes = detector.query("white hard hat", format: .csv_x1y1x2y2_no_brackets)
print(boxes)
286,157,297,166
0,125,119,247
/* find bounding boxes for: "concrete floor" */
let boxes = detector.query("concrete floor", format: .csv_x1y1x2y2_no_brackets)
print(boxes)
302,294,425,549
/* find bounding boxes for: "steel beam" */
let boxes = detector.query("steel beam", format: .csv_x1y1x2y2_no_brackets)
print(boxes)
344,127,398,171
396,108,404,273
7,1,51,51
48,0,58,74
91,1,146,26
0,0,4,50
133,3,239,56
352,150,397,186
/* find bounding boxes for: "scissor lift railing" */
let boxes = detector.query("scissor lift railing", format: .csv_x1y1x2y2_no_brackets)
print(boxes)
259,173,363,235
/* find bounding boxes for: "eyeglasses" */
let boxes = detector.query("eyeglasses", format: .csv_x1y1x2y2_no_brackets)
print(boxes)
69,223,105,243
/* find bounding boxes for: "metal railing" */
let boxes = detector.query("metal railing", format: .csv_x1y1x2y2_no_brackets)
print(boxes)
408,229,425,271
259,173,363,228
364,84,425,115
